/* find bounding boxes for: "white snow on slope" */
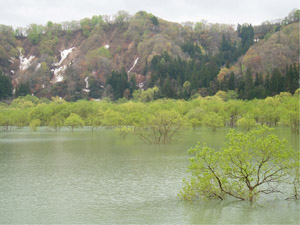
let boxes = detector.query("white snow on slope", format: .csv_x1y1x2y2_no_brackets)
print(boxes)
52,65,66,83
83,77,90,92
35,63,41,71
8,57,15,63
19,49,35,71
138,81,145,89
128,57,139,73
53,47,75,66
84,77,89,88
51,47,75,83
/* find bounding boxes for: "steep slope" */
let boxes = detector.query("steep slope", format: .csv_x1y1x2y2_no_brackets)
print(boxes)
0,10,299,100
223,22,299,77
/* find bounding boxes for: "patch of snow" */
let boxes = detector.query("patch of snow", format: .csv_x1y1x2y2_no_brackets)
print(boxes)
42,84,45,88
84,77,89,89
83,77,90,93
100,85,104,88
8,57,15,63
11,70,14,74
53,47,75,67
104,44,110,49
52,65,67,83
35,63,41,71
128,57,139,73
19,49,35,71
138,82,145,89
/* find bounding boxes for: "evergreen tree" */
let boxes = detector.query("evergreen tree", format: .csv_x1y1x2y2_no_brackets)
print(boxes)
89,78,103,99
15,82,31,97
161,77,176,98
228,72,236,90
254,72,263,87
240,24,254,53
244,68,254,99
264,73,271,96
270,68,284,95
129,76,137,94
286,64,299,94
106,68,129,100
0,71,12,99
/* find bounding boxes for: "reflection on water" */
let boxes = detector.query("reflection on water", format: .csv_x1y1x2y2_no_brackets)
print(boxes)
0,127,299,224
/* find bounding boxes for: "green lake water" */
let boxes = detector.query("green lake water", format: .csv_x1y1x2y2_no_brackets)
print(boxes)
0,127,299,224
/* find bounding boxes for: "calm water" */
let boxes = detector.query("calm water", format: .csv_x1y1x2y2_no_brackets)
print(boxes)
0,127,299,224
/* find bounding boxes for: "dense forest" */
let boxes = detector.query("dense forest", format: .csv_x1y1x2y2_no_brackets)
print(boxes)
0,9,299,101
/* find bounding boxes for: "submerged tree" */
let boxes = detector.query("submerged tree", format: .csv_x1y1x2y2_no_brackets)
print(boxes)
180,126,299,202
64,113,84,132
135,110,187,144
29,119,41,132
116,126,133,138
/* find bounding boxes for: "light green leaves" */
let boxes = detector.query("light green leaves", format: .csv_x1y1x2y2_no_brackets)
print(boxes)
180,126,299,201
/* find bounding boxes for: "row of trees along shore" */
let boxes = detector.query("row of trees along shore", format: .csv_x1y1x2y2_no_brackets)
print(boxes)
0,90,299,141
0,91,299,202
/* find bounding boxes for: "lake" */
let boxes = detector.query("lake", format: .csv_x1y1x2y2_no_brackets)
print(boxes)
0,127,299,224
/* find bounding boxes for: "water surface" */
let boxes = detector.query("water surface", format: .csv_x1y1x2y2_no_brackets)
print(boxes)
0,127,299,224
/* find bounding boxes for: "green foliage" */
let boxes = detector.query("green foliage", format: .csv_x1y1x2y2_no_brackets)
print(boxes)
48,114,64,132
106,68,129,100
237,114,256,131
149,51,220,98
64,113,84,132
180,126,299,201
133,86,159,102
114,10,132,26
0,110,12,131
27,24,44,44
126,11,154,41
135,110,187,144
0,71,12,99
30,119,41,132
150,15,159,26
202,112,224,132
0,92,298,140
80,16,103,36
86,113,102,131
181,41,202,59
279,95,299,134
85,47,112,72
116,126,133,138
15,83,31,97
238,24,254,53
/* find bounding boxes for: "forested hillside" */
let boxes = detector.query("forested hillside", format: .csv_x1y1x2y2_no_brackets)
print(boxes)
0,9,299,101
